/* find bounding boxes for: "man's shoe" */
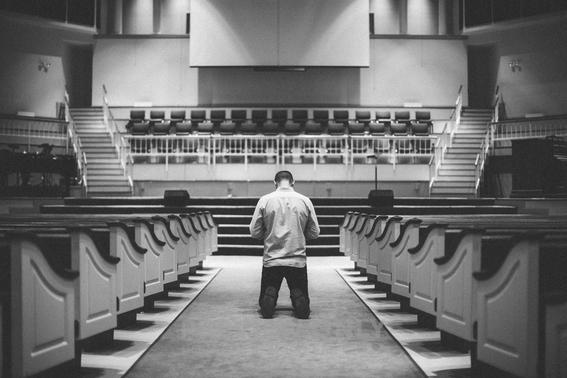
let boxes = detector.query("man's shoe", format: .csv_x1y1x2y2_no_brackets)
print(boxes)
260,286,278,319
290,288,310,319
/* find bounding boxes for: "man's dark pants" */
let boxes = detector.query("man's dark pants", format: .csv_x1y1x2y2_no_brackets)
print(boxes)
259,265,309,307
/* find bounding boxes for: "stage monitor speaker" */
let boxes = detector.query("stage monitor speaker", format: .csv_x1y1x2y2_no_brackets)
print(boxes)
164,190,190,206
368,189,394,207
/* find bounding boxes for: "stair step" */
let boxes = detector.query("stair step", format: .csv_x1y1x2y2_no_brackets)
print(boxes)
87,186,132,193
452,142,480,149
89,158,121,164
435,175,475,182
430,187,476,196
445,152,478,159
89,178,129,184
438,171,476,178
440,164,475,171
441,159,476,166
80,138,113,143
76,130,110,135
85,153,117,159
457,129,487,135
434,180,475,187
82,146,115,152
449,147,479,154
88,169,124,176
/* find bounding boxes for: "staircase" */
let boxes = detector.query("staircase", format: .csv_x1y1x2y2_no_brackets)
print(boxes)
430,108,493,197
70,108,132,197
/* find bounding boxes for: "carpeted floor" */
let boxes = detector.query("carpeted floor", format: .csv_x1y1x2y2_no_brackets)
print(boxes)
125,256,424,378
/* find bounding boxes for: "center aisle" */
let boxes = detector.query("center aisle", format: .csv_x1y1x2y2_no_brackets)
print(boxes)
126,256,424,378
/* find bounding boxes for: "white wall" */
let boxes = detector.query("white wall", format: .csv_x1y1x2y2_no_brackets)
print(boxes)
407,0,439,35
360,38,468,106
159,0,191,34
189,0,369,67
0,13,94,117
0,51,66,117
466,14,567,117
122,0,154,34
92,38,198,106
372,0,402,35
93,36,467,107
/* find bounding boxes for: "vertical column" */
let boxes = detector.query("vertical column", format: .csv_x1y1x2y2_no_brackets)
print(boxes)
153,0,161,34
400,0,408,34
123,0,154,35
160,0,191,34
452,0,460,35
407,0,439,35
106,0,123,35
439,0,448,35
373,0,403,35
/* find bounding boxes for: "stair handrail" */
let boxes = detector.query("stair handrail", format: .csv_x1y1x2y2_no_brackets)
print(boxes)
82,150,88,196
429,122,450,194
103,85,133,194
492,85,500,123
449,85,463,146
64,88,86,193
474,130,491,197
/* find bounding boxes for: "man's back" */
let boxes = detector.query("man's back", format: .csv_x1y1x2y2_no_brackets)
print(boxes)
250,187,319,267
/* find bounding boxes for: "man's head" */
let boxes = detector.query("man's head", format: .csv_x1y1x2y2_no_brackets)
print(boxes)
274,170,294,188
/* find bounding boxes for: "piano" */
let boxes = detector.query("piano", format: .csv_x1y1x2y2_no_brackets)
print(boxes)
0,146,77,197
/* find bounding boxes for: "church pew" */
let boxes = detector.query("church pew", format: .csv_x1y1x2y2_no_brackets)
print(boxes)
544,291,567,378
180,213,207,265
0,227,120,348
203,211,219,254
367,216,402,279
472,233,567,377
343,212,359,257
168,215,200,269
1,231,79,378
350,213,368,264
347,212,365,260
197,212,213,257
0,214,186,311
106,221,148,323
356,215,387,270
150,216,180,286
339,211,353,255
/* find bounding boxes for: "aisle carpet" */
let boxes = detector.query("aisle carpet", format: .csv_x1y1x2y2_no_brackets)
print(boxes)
126,256,424,378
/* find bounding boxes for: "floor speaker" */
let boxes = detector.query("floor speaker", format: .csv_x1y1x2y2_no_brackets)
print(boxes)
368,189,394,207
164,190,190,206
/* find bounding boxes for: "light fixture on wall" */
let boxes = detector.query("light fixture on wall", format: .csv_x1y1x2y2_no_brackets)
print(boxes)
38,60,50,73
509,61,521,73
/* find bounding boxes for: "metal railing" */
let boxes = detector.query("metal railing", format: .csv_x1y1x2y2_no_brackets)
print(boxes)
474,130,490,197
449,85,464,146
123,134,438,172
64,90,86,195
0,114,68,150
428,86,464,195
490,115,567,144
102,85,133,195
429,123,450,193
351,135,437,171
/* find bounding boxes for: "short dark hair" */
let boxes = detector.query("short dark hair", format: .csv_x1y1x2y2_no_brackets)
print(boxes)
274,170,294,184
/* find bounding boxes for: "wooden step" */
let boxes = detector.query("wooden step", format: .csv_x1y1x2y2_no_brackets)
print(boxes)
434,180,475,188
85,152,118,159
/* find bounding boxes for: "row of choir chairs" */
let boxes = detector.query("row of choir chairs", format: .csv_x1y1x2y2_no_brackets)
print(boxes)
0,211,218,378
125,109,433,137
339,211,567,378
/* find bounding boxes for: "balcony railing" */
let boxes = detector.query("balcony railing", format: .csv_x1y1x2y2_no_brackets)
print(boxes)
490,115,567,145
123,134,438,171
0,114,69,151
